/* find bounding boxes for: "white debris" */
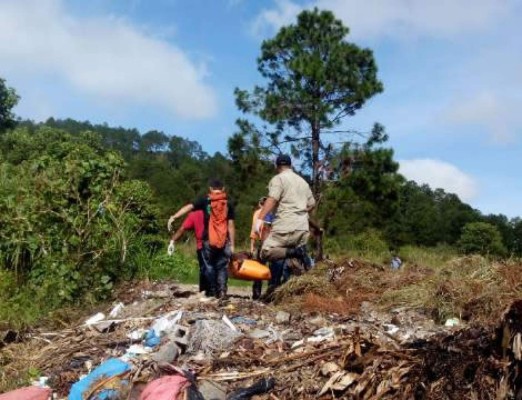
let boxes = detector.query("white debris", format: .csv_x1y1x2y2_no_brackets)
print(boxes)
84,312,105,326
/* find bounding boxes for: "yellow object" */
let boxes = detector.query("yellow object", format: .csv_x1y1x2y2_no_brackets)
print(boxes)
229,259,271,281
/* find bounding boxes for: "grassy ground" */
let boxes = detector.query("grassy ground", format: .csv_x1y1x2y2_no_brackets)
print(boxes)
1,240,513,331
141,240,251,287
0,240,251,330
275,243,522,324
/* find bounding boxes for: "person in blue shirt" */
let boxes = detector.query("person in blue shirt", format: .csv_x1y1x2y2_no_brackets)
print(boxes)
390,255,402,270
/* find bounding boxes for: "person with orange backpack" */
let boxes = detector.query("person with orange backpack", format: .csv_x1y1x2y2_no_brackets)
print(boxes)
168,179,235,299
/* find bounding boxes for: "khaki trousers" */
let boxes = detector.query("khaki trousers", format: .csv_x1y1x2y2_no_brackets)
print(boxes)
260,230,309,261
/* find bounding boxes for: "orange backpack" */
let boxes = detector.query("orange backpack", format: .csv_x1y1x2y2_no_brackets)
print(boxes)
208,191,228,248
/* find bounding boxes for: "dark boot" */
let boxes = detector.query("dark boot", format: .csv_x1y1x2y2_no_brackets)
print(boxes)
252,280,262,300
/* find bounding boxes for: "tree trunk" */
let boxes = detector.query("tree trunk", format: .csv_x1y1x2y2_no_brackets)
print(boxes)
311,122,320,199
310,120,324,261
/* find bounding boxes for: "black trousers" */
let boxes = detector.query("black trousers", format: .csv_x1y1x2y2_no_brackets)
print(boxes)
200,241,231,296
196,249,209,293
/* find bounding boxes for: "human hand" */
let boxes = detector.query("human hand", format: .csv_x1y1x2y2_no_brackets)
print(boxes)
167,240,175,256
230,244,235,254
167,215,177,232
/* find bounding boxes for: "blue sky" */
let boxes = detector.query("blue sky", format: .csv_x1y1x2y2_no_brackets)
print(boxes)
0,0,521,217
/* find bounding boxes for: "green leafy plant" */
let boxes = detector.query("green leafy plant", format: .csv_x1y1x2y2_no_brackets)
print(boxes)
458,222,507,256
0,127,159,327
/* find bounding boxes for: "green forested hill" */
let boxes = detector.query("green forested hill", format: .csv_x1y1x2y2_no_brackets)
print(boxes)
0,105,520,329
16,117,522,256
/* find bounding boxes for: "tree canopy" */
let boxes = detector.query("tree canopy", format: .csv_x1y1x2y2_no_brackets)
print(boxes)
235,8,383,196
0,78,19,133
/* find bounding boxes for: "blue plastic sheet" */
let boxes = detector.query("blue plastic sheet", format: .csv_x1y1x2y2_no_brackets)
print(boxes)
144,329,160,347
68,358,131,400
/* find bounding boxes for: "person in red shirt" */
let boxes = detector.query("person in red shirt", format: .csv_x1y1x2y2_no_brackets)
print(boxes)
168,210,208,293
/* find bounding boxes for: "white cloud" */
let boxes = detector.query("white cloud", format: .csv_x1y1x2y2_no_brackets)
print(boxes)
440,44,522,143
0,0,217,119
399,159,478,201
252,0,302,36
253,0,514,40
445,91,522,143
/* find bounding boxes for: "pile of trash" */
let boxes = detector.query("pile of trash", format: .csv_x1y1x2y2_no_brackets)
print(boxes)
2,276,522,399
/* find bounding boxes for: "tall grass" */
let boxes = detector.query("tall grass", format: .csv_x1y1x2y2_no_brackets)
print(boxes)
399,244,458,268
380,255,522,322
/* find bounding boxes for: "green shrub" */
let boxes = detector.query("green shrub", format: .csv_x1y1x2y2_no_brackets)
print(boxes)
0,127,159,327
323,229,390,264
458,222,507,256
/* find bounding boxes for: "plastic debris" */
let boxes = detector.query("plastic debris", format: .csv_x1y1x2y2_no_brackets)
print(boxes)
383,323,400,334
109,302,124,318
124,344,153,357
143,290,171,299
248,329,270,340
230,316,257,326
188,320,242,356
68,358,131,400
139,375,189,400
0,387,51,400
5,261,522,400
30,376,50,388
444,318,460,327
84,312,105,326
144,329,160,348
313,327,335,338
93,321,117,333
222,315,239,332
151,311,183,336
227,377,275,400
127,329,147,340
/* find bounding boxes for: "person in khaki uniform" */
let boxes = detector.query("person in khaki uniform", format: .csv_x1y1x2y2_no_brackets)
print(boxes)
256,154,315,290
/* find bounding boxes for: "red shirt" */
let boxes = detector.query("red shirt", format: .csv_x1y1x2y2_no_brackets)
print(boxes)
182,210,205,250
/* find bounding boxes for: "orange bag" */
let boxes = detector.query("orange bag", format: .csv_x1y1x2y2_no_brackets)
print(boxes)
229,258,271,281
208,191,228,248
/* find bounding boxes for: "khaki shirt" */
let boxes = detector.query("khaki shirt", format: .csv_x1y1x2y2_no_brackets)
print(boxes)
268,169,315,232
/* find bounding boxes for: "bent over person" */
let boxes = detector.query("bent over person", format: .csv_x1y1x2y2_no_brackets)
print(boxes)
168,179,235,299
168,210,208,293
256,154,315,290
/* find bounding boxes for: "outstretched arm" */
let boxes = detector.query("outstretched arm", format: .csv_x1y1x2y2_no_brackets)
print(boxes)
171,225,186,242
168,203,194,231
172,203,194,220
